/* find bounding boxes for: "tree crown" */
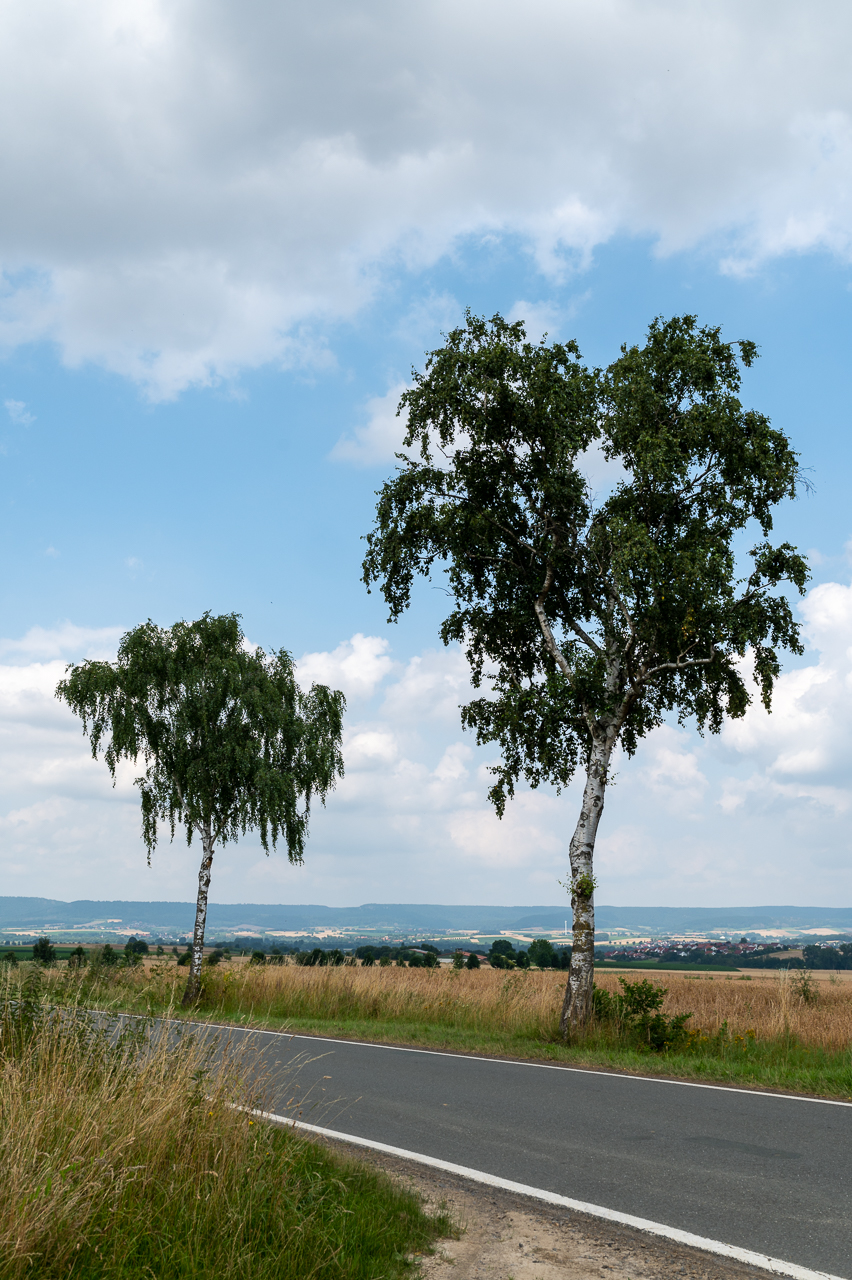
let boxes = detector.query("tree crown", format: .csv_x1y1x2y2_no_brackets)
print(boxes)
363,312,808,811
56,612,345,859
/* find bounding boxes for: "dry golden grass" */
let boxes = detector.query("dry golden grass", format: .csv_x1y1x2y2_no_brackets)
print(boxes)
68,957,852,1053
594,969,852,1050
0,981,250,1275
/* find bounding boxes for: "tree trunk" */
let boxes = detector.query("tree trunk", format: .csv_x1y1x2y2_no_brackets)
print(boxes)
559,735,611,1038
182,821,214,1006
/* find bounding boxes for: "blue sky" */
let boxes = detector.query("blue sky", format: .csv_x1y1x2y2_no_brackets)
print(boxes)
2,1,852,909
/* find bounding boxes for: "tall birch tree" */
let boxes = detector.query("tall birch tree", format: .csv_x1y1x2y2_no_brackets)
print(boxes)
363,313,808,1035
57,612,345,1004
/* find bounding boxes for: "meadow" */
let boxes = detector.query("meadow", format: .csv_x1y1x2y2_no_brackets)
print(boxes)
37,956,852,1100
0,967,451,1279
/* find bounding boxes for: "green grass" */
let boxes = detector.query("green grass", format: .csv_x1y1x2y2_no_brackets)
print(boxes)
70,1127,452,1280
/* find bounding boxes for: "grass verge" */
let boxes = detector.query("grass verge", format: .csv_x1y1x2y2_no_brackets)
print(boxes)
0,969,452,1279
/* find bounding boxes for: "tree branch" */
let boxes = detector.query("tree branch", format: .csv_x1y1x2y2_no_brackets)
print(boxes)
534,564,576,682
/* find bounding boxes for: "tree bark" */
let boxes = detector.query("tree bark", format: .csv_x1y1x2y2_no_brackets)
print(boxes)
182,821,214,1006
559,734,612,1038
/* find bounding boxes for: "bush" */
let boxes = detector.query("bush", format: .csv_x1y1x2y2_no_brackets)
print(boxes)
68,946,87,969
465,953,481,971
177,951,191,967
360,949,375,967
0,952,17,967
594,977,692,1052
97,944,119,967
124,936,149,956
206,950,224,967
451,951,465,970
249,950,266,966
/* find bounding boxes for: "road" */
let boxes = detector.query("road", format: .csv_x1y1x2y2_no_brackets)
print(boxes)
212,1027,850,1277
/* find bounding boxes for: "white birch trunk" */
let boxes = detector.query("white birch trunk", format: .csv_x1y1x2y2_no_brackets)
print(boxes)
559,734,612,1036
182,820,214,1006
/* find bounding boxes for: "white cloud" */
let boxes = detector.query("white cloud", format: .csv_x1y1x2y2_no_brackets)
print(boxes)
0,623,123,664
330,384,409,467
0,2,851,394
7,601,852,905
296,633,394,700
721,581,852,791
4,398,34,425
637,727,708,816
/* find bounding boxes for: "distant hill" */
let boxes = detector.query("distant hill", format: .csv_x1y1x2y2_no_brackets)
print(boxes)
0,897,851,934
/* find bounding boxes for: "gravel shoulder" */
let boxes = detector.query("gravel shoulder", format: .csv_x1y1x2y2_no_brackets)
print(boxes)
313,1134,770,1280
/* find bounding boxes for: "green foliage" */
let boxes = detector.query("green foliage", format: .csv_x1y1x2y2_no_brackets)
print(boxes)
56,612,346,865
249,951,266,966
68,946,87,969
528,938,558,969
593,977,692,1052
465,952,481,970
792,970,819,1006
177,951,191,967
804,943,852,970
206,950,224,967
124,936,149,956
32,936,56,965
362,310,808,809
452,951,465,970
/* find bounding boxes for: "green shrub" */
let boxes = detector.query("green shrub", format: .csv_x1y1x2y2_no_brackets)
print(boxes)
594,977,692,1052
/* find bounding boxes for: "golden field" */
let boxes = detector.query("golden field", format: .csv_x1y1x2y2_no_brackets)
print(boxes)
54,957,852,1052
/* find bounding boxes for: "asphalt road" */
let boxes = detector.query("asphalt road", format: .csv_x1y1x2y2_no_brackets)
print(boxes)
217,1028,852,1277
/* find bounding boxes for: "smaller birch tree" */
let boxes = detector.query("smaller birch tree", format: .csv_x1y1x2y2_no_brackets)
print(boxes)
56,612,344,1004
362,312,808,1036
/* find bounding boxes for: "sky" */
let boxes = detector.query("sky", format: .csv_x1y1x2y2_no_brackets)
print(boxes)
2,0,852,909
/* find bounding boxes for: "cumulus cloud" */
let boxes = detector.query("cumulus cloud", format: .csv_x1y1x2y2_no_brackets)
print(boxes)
0,623,123,664
330,384,409,466
0,1,851,394
637,727,708,817
721,581,852,796
6,595,852,904
296,633,394,700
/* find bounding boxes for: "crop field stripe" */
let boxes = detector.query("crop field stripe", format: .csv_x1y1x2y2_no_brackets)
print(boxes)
241,1107,845,1280
181,1019,852,1108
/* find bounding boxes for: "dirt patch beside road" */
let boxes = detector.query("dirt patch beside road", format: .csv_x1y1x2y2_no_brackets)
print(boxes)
317,1136,770,1279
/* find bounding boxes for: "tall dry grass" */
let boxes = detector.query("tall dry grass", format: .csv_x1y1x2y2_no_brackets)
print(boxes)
594,970,852,1050
53,958,852,1052
0,967,450,1279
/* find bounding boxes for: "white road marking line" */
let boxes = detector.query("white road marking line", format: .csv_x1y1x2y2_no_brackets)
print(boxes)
185,1018,852,1108
249,1108,847,1280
